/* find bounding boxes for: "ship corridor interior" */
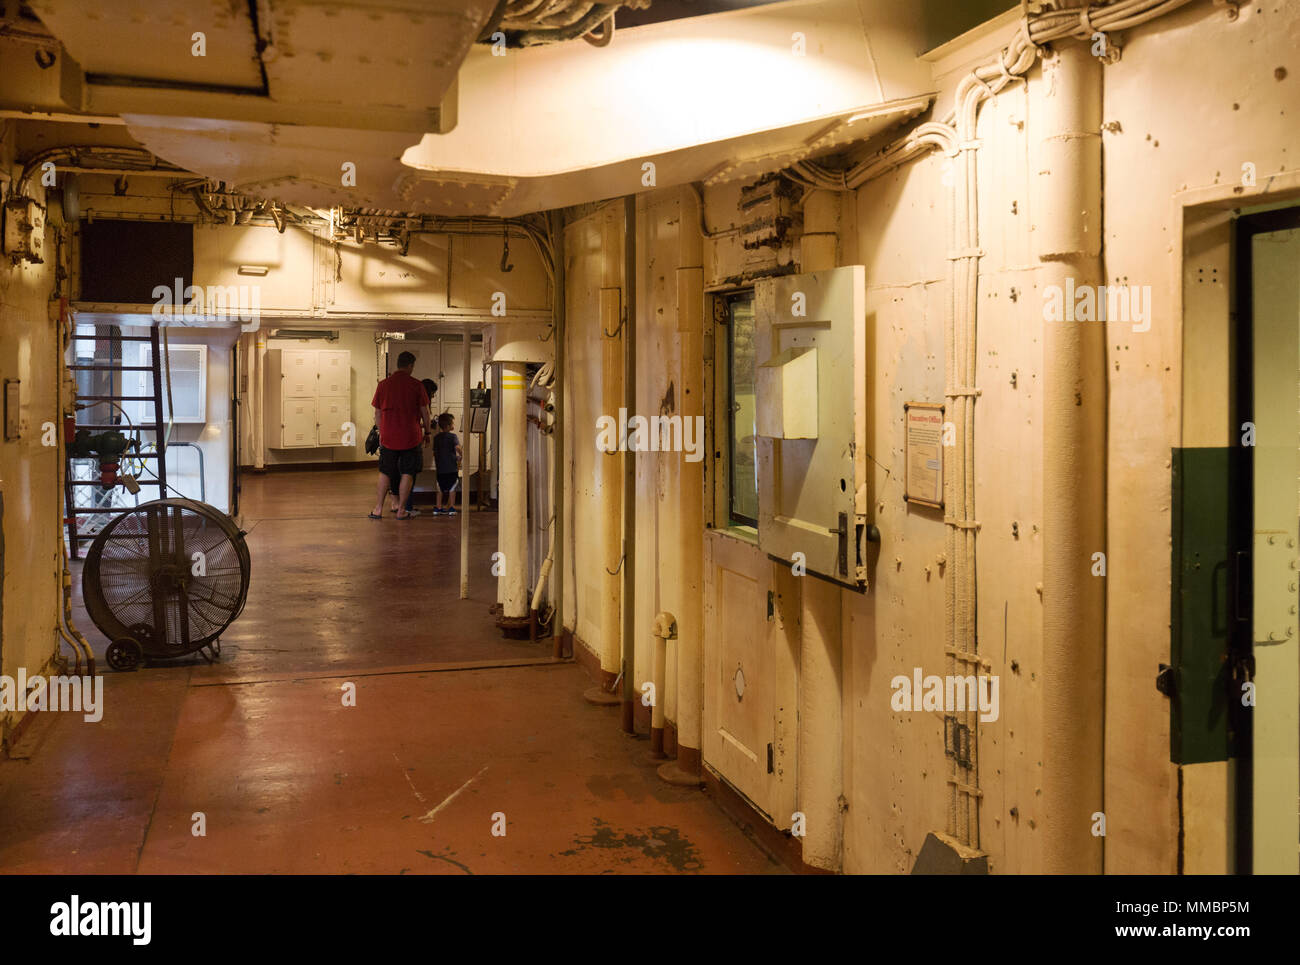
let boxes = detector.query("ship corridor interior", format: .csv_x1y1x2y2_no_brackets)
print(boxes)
0,0,1297,883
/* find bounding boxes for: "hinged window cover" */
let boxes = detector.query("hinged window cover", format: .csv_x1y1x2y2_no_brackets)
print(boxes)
754,265,867,587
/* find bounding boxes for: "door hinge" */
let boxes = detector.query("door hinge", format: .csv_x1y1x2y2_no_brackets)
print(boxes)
767,742,774,774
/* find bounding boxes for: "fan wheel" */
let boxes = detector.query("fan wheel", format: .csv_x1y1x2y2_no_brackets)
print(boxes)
106,637,143,672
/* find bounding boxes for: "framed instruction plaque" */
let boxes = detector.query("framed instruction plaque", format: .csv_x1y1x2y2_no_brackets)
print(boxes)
903,401,944,509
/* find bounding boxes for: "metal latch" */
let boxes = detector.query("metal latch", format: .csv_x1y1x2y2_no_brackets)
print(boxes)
1155,663,1176,698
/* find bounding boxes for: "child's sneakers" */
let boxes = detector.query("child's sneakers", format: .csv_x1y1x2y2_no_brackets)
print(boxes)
445,507,458,516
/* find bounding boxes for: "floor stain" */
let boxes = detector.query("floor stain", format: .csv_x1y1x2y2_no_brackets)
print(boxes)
417,848,473,875
559,817,703,873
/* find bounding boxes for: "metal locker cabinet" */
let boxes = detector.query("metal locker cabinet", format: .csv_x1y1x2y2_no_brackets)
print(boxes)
279,348,318,398
317,350,350,397
280,398,317,448
316,396,348,446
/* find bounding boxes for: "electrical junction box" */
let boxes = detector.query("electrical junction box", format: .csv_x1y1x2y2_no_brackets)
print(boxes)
3,196,45,264
754,265,868,588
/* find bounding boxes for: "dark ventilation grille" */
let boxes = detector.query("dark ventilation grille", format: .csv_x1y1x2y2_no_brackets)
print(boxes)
79,220,194,304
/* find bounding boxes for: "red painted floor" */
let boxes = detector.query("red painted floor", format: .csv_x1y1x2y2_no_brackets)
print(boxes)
1,469,783,874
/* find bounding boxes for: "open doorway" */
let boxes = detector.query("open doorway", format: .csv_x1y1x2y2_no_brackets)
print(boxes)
1233,206,1300,874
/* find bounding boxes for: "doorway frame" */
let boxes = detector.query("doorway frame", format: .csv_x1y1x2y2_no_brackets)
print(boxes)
1172,170,1300,874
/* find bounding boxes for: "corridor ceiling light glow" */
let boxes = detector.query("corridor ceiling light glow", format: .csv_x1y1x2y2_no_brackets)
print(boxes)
237,265,269,276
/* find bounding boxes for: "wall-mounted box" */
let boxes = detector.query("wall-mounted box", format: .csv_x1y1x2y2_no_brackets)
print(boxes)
3,197,45,264
756,346,818,439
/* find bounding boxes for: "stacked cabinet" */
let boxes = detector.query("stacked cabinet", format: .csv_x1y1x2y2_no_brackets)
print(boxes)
264,348,352,448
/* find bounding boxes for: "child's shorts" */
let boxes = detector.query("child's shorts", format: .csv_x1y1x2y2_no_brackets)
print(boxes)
437,472,458,494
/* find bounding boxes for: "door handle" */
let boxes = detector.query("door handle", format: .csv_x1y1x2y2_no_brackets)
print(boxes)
1232,550,1249,623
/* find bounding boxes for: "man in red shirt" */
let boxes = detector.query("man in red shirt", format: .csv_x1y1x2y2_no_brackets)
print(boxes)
369,350,430,520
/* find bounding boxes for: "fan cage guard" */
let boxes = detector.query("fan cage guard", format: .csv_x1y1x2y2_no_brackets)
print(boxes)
82,498,251,658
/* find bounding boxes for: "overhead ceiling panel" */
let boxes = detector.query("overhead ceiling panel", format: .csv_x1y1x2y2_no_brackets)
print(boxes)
263,1,486,112
27,0,264,89
28,0,498,132
99,0,936,217
123,116,414,209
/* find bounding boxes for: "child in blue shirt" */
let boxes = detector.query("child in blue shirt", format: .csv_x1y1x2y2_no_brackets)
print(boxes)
432,412,463,516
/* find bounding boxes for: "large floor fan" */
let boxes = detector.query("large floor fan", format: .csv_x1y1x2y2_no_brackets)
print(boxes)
82,498,251,671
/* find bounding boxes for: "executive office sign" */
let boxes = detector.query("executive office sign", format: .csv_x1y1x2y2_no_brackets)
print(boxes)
903,402,944,509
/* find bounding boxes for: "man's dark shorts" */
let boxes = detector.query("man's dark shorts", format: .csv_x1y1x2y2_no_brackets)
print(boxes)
379,445,422,480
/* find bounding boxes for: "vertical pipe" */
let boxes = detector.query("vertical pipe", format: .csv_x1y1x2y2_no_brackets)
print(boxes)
621,194,638,734
550,209,566,656
460,324,471,600
254,334,266,471
672,185,706,777
495,358,506,610
948,78,980,849
499,359,529,619
650,621,668,758
600,218,624,680
1037,39,1106,874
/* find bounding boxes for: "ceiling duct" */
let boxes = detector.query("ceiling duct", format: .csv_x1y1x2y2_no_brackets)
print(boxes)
478,0,653,47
